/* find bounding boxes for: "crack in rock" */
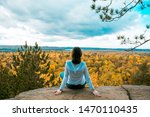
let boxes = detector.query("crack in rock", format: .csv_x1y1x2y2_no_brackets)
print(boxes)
121,86,132,100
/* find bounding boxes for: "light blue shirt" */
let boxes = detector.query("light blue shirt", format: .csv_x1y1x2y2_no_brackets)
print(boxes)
59,60,94,91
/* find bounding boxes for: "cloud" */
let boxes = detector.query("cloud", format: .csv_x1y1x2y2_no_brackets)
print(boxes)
0,0,149,48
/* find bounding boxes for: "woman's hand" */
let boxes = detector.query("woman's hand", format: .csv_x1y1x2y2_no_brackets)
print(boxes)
54,89,62,95
92,89,101,97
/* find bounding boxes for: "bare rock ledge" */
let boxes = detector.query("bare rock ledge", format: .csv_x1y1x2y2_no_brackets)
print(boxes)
10,85,150,100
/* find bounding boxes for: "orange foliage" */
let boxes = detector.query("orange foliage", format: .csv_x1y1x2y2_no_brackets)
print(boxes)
0,51,150,87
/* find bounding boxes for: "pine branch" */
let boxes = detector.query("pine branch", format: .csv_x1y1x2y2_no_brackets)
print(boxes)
126,39,150,51
107,0,141,22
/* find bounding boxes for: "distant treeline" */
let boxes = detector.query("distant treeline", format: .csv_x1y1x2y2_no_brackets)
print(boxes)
0,45,150,52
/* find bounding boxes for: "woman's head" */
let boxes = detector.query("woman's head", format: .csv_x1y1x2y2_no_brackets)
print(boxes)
71,47,82,64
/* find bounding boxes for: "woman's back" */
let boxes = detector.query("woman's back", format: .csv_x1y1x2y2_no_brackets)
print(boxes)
59,60,94,91
66,60,86,84
67,60,85,77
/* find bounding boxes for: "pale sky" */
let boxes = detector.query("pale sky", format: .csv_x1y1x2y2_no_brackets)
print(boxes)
0,0,150,49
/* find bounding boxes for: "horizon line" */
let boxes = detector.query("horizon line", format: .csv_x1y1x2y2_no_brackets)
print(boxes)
0,45,150,50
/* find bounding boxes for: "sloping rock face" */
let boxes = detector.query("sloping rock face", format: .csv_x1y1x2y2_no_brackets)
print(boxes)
10,85,150,100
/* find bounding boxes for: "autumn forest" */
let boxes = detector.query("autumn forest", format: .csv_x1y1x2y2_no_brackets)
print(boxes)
0,43,150,99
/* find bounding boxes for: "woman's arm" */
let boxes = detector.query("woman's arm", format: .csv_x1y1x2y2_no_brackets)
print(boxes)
83,63,95,91
84,63,101,97
59,62,69,90
54,62,69,95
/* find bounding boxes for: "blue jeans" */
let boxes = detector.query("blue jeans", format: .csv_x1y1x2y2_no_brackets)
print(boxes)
60,72,86,89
